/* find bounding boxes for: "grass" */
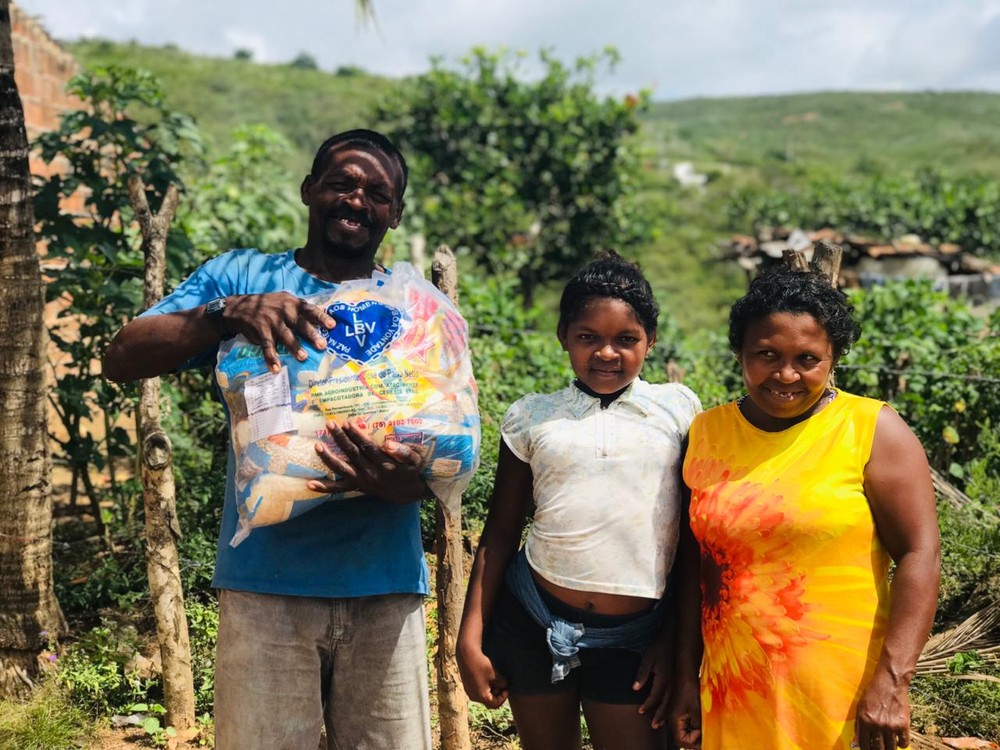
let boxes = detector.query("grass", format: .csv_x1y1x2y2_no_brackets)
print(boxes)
912,668,1000,741
0,682,96,750
643,91,1000,179
67,42,1000,183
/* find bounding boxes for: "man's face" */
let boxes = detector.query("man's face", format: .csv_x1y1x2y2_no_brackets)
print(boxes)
301,144,404,259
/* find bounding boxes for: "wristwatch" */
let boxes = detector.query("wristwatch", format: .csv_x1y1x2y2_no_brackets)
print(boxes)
205,297,235,340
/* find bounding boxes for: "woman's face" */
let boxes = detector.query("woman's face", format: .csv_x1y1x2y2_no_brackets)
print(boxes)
737,312,836,430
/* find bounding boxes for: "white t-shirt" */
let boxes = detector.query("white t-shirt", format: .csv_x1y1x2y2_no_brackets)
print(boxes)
502,379,701,599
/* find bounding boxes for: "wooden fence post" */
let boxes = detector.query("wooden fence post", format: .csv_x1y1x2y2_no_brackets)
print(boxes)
783,240,845,390
430,245,472,750
782,239,843,285
127,175,196,732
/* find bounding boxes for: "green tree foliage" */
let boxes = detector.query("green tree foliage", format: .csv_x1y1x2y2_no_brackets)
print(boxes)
838,281,1000,474
375,48,651,304
33,66,201,522
289,52,318,70
727,170,1000,255
179,123,304,260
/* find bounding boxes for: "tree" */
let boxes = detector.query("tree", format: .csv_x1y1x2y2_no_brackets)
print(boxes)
34,66,200,535
289,52,318,70
375,48,651,305
353,0,375,26
179,123,303,260
0,0,64,698
129,174,195,731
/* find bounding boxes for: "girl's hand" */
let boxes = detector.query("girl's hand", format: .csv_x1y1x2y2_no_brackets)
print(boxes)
854,670,911,749
634,635,673,729
668,676,702,749
457,644,509,709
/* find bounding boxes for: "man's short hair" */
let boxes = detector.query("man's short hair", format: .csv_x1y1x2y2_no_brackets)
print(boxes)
310,129,408,198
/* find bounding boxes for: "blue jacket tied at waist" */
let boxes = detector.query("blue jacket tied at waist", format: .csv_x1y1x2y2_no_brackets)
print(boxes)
504,548,667,683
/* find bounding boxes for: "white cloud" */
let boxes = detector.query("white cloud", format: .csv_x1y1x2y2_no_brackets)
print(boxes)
14,0,1000,99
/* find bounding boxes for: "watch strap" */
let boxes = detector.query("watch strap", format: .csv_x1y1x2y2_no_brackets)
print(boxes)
205,297,235,340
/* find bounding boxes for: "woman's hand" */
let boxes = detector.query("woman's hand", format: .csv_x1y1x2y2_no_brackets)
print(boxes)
308,419,430,503
668,675,702,749
634,631,673,729
457,643,509,709
854,669,911,749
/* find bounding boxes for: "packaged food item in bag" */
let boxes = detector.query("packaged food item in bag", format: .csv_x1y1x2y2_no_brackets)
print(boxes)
215,262,480,546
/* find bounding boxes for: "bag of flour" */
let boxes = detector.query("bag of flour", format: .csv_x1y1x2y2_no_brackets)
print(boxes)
215,263,480,546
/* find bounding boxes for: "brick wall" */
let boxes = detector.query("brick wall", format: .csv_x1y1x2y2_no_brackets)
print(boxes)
10,1,84,210
8,4,102,463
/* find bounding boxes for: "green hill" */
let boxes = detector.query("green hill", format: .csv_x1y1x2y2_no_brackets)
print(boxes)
69,40,1000,178
63,40,1000,331
644,91,1000,178
68,39,396,173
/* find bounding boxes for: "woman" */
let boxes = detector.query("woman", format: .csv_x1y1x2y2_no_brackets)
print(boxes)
671,266,940,750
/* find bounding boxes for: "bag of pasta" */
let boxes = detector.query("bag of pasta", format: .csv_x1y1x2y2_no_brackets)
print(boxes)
215,262,480,546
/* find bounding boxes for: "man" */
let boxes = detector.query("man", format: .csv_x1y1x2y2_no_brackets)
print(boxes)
104,130,435,749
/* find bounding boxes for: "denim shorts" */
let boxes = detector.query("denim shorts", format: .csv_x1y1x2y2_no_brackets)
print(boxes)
484,580,656,705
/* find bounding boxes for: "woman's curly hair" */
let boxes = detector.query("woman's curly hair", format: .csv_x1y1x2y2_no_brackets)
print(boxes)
558,250,659,337
729,265,861,359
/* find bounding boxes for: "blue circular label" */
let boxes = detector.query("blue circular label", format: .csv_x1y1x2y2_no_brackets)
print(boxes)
323,300,403,364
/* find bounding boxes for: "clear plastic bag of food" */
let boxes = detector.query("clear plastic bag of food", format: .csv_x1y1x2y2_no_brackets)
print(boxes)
215,263,480,546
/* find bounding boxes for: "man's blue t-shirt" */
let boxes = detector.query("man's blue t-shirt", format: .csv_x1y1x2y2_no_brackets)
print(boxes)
142,247,429,598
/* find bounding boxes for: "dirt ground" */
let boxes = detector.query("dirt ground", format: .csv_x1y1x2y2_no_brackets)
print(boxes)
92,728,164,750
89,724,521,749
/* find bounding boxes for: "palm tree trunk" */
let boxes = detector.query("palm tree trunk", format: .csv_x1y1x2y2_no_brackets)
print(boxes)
0,0,64,699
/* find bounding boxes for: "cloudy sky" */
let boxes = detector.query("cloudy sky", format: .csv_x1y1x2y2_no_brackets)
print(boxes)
16,0,1000,100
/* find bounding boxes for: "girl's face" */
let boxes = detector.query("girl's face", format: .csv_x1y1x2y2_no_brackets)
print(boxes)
558,297,654,395
737,311,835,430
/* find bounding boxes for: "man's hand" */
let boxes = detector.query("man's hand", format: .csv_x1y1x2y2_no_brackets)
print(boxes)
223,292,335,372
308,419,431,503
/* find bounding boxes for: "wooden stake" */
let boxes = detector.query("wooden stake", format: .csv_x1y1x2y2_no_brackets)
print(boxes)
430,245,472,750
811,240,843,286
128,175,196,732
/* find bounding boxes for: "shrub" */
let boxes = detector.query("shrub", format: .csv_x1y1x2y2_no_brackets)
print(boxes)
839,281,1000,478
57,622,158,716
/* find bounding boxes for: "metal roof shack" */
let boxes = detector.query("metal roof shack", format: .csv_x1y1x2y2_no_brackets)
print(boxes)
721,227,1000,306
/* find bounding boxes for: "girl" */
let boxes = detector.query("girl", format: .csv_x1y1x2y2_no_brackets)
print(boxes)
457,251,701,750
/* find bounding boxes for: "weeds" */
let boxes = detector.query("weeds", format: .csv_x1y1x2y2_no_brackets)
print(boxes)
0,682,95,750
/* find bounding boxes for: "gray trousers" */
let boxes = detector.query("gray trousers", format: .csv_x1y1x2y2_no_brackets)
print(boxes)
214,589,432,750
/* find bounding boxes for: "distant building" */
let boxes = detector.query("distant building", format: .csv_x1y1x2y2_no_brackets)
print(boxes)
672,160,708,188
723,227,1000,306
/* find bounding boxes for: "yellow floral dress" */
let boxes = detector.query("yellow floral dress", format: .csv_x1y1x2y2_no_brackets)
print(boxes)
683,391,889,750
